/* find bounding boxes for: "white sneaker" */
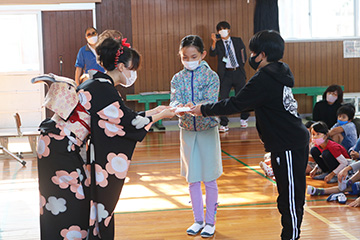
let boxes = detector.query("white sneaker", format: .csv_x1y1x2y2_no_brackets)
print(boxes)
327,193,347,204
240,119,248,128
200,224,215,238
259,161,274,177
338,175,350,191
219,125,229,132
186,222,205,235
307,185,316,195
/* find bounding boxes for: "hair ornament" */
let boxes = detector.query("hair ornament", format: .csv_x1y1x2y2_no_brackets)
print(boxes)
122,38,131,48
114,47,124,67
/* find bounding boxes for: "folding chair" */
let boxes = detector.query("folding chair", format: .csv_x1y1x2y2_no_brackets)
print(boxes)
0,144,26,166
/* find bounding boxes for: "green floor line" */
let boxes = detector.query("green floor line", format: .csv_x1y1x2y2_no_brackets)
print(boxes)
221,150,276,184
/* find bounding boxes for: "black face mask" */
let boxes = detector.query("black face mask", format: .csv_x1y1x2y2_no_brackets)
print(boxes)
249,52,261,70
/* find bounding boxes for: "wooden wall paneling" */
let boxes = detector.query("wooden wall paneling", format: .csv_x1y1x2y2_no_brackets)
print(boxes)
207,1,216,69
349,46,355,91
321,42,327,87
309,42,316,90
327,42,333,85
42,10,93,79
138,0,146,98
245,0,256,78
326,42,333,87
161,0,170,89
151,0,158,92
202,0,209,49
352,56,358,92
315,42,322,88
299,42,309,112
332,41,338,85
95,0,134,106
42,10,93,117
132,0,141,93
61,12,70,76
337,41,344,90
165,0,174,90
343,54,350,92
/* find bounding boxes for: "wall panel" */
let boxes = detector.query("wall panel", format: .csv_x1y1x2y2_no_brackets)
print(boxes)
42,10,93,78
95,0,133,103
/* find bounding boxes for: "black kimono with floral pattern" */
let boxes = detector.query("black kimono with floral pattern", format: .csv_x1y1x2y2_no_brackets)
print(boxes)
37,71,152,239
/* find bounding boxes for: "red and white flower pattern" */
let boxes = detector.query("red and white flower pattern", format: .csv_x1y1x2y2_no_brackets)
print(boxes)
97,102,126,137
60,225,87,240
106,153,130,179
98,120,125,137
78,89,92,110
40,193,46,215
97,102,123,124
94,164,109,188
51,170,78,189
37,135,50,159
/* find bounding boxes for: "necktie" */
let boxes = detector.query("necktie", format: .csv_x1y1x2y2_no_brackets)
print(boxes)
225,41,237,67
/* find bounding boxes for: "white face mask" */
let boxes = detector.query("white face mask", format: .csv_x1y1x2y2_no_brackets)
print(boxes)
120,70,137,87
326,93,337,103
182,60,200,71
219,29,229,38
87,36,98,45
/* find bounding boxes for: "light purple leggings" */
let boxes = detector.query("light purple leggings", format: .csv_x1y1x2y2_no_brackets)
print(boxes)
189,180,218,225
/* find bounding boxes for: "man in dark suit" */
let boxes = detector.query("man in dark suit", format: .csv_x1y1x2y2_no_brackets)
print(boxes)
210,21,249,132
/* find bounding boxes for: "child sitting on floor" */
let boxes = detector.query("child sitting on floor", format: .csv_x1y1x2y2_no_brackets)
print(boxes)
307,160,360,206
310,121,351,183
329,104,357,151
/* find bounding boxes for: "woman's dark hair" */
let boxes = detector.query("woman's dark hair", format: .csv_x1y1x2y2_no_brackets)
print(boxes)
96,37,140,71
337,103,355,120
249,30,284,62
311,121,329,135
216,21,231,31
322,84,343,103
179,35,205,54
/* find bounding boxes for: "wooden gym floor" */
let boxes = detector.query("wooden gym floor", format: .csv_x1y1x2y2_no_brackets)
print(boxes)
0,126,359,240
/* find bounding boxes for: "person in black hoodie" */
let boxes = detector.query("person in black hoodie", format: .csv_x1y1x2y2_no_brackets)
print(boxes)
190,30,309,240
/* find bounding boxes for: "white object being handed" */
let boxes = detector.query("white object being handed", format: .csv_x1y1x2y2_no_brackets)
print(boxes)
174,106,192,113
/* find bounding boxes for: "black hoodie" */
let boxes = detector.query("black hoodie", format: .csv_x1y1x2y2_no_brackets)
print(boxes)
201,62,309,152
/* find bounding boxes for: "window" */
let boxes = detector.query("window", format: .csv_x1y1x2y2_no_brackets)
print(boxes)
0,13,40,73
278,0,360,40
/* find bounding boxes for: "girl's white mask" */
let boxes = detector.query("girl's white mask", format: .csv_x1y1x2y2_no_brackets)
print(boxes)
182,60,200,71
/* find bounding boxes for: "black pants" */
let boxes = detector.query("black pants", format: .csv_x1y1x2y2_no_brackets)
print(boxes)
310,147,339,173
219,69,249,126
271,146,309,240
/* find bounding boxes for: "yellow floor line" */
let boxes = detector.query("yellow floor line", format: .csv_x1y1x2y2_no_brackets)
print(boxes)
305,206,358,240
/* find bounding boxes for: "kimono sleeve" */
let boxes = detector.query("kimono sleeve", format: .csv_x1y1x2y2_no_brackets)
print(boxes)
96,99,152,142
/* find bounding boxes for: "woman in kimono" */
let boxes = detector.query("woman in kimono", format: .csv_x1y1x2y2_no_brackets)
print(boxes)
36,36,175,239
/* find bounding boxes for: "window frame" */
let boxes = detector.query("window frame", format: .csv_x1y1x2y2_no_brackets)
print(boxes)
279,0,360,42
